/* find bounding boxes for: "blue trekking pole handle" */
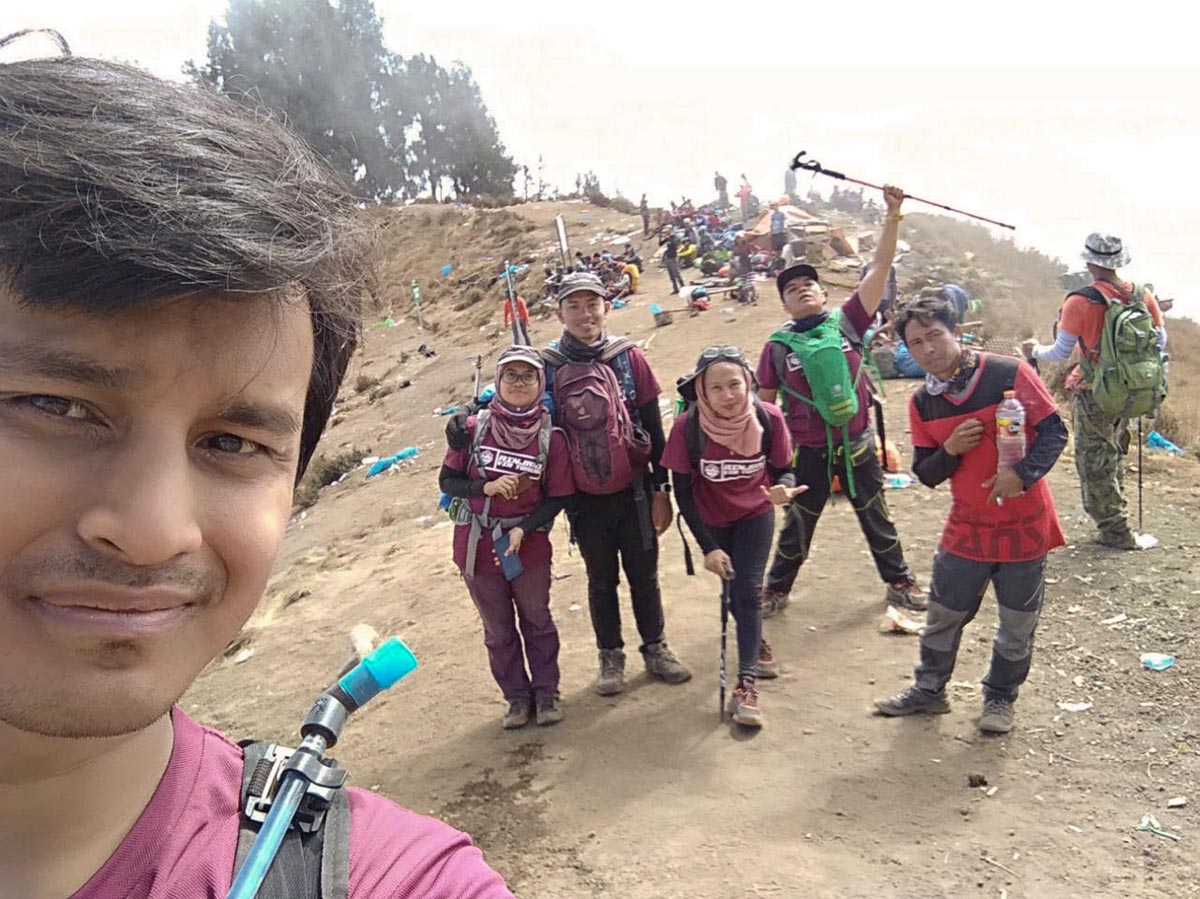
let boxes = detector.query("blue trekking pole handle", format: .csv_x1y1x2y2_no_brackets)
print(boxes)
227,637,417,899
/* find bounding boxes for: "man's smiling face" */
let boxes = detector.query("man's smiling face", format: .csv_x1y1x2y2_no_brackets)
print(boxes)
0,289,313,738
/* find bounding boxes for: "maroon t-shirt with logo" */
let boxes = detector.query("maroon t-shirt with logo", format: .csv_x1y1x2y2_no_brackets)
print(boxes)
661,402,793,527
910,353,1065,562
443,416,574,575
755,291,873,448
71,709,513,898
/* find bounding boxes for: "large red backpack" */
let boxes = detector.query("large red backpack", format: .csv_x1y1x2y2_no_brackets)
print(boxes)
542,338,650,495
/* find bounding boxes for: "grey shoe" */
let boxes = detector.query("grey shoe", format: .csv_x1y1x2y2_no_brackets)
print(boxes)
979,697,1015,733
760,589,790,619
595,648,626,696
641,641,692,684
1098,528,1137,550
874,684,951,717
886,579,929,611
535,695,564,727
502,699,532,730
755,639,780,679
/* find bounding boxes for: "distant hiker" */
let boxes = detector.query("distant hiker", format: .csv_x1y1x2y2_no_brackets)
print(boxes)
756,186,927,617
441,347,572,729
574,250,589,272
665,347,801,728
737,174,753,221
875,296,1068,733
640,193,650,236
1022,233,1167,549
715,171,729,208
540,272,690,694
938,284,970,323
0,51,511,898
502,293,532,345
660,226,685,293
769,203,788,254
784,167,797,203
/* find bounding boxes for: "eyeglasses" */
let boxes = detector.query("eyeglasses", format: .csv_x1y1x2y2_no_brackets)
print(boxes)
501,370,540,385
700,346,747,363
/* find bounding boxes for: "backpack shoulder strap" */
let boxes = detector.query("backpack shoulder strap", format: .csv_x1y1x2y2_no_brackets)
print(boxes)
684,405,704,468
470,410,491,470
236,741,350,899
537,413,553,468
751,395,774,456
540,346,569,368
1069,286,1109,306
599,336,637,364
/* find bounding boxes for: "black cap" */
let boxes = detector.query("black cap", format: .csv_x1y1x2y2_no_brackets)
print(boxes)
776,263,819,296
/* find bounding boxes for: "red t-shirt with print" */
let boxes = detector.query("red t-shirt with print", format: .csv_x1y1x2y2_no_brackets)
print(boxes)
909,354,1065,562
661,402,793,527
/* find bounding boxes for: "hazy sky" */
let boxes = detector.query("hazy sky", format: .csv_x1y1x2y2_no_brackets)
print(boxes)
4,2,1198,321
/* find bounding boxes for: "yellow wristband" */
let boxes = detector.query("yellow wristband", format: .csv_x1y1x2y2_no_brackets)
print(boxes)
886,214,905,222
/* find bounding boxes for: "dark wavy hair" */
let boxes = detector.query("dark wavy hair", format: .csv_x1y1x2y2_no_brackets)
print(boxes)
892,296,959,346
0,43,373,479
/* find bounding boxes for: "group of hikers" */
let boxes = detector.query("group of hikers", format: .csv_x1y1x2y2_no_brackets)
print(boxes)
444,184,1171,742
0,33,1175,899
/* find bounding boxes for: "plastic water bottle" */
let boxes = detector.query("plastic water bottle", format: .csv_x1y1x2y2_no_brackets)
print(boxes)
996,391,1026,470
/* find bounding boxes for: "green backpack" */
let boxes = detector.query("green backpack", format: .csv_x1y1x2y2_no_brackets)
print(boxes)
769,309,869,497
1077,284,1167,418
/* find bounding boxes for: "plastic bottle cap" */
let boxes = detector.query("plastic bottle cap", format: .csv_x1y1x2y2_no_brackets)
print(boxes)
362,638,418,689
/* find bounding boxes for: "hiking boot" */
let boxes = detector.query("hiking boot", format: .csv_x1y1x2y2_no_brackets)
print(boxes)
729,682,764,728
1098,528,1138,550
979,698,1015,734
886,578,929,611
535,695,564,727
874,684,951,717
761,589,790,619
502,699,532,730
641,641,692,684
595,648,626,696
755,639,780,679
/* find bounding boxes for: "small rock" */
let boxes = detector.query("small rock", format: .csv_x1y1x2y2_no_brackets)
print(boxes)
1167,796,1187,808
968,773,988,788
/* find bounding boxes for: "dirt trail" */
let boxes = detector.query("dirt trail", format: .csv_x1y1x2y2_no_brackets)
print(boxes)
186,203,1199,898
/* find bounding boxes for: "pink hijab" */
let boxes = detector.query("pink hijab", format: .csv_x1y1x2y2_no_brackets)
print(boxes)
696,364,763,458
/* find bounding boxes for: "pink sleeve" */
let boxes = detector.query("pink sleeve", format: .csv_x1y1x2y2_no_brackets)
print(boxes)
544,430,576,497
755,343,779,389
347,790,514,898
627,348,661,404
1015,363,1058,428
660,417,692,474
767,404,793,468
909,396,936,449
841,290,871,338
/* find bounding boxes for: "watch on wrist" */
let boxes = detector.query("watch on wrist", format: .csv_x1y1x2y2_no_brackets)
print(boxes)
654,484,672,495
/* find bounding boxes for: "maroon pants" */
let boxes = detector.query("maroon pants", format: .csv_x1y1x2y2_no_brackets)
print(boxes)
464,564,560,703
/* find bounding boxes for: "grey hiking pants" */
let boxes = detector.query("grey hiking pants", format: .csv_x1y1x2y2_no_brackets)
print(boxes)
914,548,1046,703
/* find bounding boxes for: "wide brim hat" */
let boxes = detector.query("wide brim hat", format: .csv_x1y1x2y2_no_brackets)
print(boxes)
1081,233,1131,269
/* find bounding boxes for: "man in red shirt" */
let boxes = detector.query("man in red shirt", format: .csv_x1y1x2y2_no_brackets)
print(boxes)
0,48,511,897
1022,234,1165,549
877,296,1068,733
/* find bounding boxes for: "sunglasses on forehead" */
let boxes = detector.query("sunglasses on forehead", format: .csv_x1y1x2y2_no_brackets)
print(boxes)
700,345,748,363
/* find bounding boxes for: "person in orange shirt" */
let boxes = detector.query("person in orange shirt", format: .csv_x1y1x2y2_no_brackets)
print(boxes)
503,294,532,345
1022,234,1165,549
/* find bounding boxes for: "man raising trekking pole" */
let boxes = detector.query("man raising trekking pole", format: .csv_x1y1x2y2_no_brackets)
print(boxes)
756,185,927,620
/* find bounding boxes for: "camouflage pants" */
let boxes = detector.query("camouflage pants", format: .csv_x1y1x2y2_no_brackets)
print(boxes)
1072,389,1129,534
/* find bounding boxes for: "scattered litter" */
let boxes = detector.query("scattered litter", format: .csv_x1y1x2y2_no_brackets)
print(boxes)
414,516,433,528
1066,825,1083,834
1136,814,1182,842
362,456,381,467
1141,653,1177,671
881,605,923,635
1072,574,1093,584
1167,796,1188,809
1072,675,1085,687
371,317,397,329
1066,605,1083,614
1057,701,1093,713
985,786,999,798
1135,533,1159,550
1100,613,1128,626
1146,430,1183,454
417,343,437,358
967,773,988,788
885,474,914,489
233,647,254,665
568,603,582,612
367,447,419,477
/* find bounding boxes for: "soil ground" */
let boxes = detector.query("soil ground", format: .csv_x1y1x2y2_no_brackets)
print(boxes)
185,202,1200,898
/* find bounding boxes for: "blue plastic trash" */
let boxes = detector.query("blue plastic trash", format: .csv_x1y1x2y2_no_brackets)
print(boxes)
366,447,419,477
1146,431,1183,455
1141,653,1176,671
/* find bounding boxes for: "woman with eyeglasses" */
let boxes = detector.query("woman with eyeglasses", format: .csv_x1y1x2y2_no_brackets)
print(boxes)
440,346,575,730
662,346,805,728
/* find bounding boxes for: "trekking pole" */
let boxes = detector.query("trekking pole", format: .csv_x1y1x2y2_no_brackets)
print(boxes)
502,260,523,345
472,353,483,402
227,638,417,899
1137,416,1144,533
719,564,734,721
789,151,1017,231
